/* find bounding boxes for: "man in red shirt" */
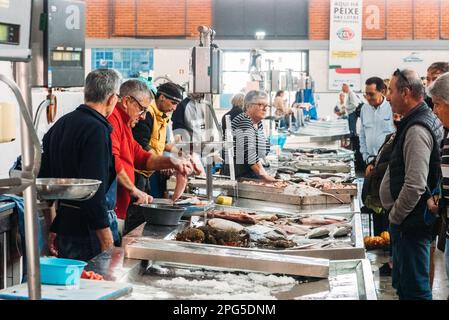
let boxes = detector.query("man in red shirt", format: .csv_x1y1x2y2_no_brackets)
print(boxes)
108,79,192,234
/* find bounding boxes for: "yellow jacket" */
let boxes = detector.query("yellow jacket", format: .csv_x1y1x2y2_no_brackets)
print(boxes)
136,102,169,177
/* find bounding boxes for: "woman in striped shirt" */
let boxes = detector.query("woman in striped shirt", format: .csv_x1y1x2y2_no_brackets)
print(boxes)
427,71,449,298
223,90,276,182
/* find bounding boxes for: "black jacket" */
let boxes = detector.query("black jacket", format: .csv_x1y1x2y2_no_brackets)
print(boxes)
39,105,116,235
389,102,443,233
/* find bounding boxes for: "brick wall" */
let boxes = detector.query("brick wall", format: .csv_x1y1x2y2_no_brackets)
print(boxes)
86,0,211,38
86,0,449,40
309,0,449,40
86,0,111,38
441,0,449,39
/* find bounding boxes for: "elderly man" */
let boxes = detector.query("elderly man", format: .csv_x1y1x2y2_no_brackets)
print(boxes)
425,62,449,109
108,80,193,235
360,77,395,165
380,69,443,300
38,69,121,261
427,72,449,300
223,90,275,182
341,83,361,137
132,82,185,198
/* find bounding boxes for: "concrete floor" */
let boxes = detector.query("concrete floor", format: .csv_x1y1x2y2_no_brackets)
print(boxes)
367,248,449,300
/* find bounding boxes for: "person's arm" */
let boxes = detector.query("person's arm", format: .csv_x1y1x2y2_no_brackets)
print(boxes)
358,107,369,161
389,125,434,225
250,162,276,182
116,168,152,204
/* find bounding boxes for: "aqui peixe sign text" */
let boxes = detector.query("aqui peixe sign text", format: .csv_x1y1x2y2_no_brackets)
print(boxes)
329,0,363,91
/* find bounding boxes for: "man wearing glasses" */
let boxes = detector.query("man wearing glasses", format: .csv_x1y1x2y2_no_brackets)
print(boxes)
359,77,395,167
108,80,193,235
223,90,276,182
380,69,443,300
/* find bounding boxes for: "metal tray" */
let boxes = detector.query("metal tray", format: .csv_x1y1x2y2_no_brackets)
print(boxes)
122,207,366,260
116,257,376,300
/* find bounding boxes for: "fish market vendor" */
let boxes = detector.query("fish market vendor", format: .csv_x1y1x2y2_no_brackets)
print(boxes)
223,90,276,182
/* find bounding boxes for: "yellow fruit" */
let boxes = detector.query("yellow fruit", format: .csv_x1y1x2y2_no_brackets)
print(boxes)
380,231,390,243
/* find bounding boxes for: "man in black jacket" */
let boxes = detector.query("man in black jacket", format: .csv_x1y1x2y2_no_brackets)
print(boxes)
39,69,122,261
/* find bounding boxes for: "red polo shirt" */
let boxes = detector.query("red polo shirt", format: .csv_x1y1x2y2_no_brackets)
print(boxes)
108,104,151,219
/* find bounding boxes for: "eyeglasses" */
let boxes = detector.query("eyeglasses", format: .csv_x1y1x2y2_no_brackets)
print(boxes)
127,95,148,115
251,103,269,110
394,68,411,87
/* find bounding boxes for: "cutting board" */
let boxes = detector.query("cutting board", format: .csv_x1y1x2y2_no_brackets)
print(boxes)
0,280,132,300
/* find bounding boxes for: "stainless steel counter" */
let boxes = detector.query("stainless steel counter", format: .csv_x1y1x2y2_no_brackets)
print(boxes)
86,247,376,300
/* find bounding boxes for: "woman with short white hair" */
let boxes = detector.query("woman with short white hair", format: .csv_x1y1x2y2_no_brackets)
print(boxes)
428,71,449,299
222,90,276,181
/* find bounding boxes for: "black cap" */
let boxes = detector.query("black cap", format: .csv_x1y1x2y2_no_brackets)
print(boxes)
157,82,184,103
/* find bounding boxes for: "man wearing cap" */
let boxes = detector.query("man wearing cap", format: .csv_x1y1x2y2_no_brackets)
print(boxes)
109,80,193,235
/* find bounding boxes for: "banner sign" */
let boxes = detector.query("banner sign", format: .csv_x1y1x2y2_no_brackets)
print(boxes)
328,0,363,91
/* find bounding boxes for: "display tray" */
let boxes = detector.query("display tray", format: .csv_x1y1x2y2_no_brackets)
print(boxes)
122,208,365,260
188,178,354,205
117,258,376,300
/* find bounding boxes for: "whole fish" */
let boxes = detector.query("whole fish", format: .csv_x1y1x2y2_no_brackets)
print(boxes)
330,224,352,238
306,227,330,239
208,218,244,232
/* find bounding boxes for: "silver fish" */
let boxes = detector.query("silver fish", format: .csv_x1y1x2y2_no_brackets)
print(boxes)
330,225,352,238
306,227,330,239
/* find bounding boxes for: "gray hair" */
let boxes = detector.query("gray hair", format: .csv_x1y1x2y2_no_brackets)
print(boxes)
243,90,268,111
120,79,154,101
393,68,425,99
428,72,449,105
84,68,121,103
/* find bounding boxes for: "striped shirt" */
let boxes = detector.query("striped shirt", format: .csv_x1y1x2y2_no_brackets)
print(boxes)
230,112,268,178
441,131,449,231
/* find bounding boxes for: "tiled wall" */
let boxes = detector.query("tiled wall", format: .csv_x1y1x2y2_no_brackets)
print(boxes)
91,48,154,78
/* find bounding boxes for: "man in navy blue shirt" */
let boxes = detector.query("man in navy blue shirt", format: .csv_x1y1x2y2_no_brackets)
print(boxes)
39,69,122,261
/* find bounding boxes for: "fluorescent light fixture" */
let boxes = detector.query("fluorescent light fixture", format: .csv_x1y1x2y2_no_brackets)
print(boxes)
255,31,266,40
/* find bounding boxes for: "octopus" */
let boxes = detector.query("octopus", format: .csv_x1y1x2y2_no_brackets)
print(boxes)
175,225,250,247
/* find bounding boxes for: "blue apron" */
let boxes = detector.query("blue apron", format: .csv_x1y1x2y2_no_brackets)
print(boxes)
105,178,120,244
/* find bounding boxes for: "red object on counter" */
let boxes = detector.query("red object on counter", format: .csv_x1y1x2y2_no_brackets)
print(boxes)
81,270,104,280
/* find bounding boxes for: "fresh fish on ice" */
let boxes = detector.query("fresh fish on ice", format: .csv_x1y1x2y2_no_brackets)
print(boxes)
208,218,244,232
330,224,352,238
306,227,330,239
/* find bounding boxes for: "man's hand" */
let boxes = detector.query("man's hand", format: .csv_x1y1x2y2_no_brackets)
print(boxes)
365,164,374,178
130,186,153,205
95,227,114,252
47,232,58,256
427,196,439,215
170,156,194,176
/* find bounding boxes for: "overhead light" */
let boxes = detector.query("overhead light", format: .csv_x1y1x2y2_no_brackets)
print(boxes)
255,31,266,40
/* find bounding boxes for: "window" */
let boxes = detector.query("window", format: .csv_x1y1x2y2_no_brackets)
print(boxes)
222,50,308,93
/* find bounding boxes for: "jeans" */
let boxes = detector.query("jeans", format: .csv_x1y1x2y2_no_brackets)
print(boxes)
348,112,357,137
445,238,449,283
390,223,432,300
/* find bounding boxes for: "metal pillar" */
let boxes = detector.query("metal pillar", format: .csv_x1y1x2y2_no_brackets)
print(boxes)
204,94,214,201
14,62,41,300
